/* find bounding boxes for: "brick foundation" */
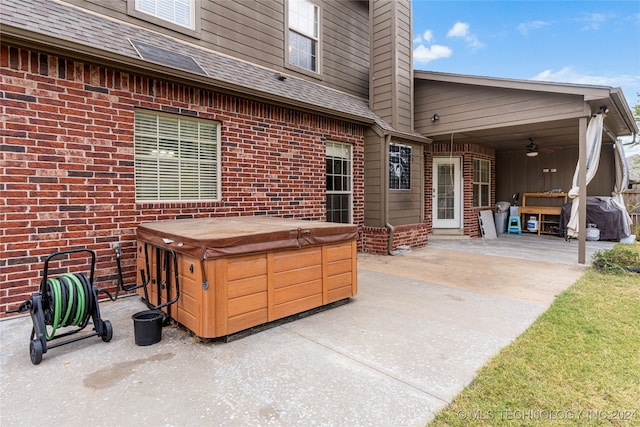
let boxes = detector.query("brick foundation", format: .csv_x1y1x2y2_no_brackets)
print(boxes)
361,223,429,255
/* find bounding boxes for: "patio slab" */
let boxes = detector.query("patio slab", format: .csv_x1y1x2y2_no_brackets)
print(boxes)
0,242,590,426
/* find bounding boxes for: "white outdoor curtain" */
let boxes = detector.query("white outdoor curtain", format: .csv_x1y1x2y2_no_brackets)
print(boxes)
611,138,633,236
566,114,603,238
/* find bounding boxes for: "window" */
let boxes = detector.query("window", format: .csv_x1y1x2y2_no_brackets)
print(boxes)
128,0,200,37
134,110,220,202
389,144,412,190
473,158,490,207
326,142,352,223
135,0,193,28
287,0,319,73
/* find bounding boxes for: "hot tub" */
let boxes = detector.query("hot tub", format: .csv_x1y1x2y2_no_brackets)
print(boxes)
135,217,358,339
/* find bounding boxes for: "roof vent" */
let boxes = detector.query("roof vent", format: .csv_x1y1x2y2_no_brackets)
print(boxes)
129,39,207,76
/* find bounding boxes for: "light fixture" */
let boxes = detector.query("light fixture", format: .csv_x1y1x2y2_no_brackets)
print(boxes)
431,114,439,122
526,138,539,157
599,105,609,115
276,73,287,81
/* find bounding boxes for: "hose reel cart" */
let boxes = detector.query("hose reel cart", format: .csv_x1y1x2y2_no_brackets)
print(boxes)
9,249,113,365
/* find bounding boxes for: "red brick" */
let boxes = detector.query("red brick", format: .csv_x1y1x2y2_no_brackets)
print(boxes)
1,44,367,318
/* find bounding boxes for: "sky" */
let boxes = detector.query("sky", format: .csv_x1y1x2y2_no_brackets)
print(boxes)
412,0,640,112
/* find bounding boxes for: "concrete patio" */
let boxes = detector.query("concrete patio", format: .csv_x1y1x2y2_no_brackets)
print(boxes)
0,235,614,426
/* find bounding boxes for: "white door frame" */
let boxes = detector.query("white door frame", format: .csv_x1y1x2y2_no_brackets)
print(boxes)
432,156,463,229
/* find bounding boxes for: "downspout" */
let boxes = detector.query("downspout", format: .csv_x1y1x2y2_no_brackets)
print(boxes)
384,134,394,255
386,223,395,255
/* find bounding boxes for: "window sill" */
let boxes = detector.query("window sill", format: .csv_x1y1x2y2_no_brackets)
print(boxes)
284,63,324,81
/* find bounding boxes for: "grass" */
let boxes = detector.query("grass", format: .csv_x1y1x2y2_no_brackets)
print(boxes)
429,243,640,426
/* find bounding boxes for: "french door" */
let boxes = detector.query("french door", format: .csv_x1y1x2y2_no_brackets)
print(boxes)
432,157,462,229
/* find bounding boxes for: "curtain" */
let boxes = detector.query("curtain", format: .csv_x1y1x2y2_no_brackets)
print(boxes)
566,114,603,238
611,139,633,236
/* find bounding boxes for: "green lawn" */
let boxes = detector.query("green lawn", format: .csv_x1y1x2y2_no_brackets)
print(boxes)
429,243,640,427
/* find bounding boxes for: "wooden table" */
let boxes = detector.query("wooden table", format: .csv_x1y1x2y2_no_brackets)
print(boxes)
519,192,568,235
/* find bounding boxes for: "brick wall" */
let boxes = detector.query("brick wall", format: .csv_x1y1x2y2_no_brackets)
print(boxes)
361,223,429,255
0,44,365,316
428,143,495,238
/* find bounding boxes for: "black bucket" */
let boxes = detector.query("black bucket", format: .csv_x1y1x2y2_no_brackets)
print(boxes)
132,310,164,346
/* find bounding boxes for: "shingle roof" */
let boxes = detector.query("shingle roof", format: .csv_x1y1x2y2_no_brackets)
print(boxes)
1,0,398,131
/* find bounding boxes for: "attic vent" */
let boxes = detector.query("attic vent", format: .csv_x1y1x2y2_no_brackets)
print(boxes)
129,39,207,76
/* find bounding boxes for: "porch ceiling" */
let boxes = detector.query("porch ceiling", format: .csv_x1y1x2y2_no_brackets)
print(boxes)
427,117,587,153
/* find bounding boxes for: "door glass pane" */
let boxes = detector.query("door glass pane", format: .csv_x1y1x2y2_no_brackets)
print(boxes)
437,164,455,220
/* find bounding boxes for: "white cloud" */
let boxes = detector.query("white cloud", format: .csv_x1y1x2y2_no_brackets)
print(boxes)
578,12,607,31
517,20,551,36
447,22,469,38
413,44,453,64
531,66,640,110
446,21,485,49
531,66,638,87
413,29,433,45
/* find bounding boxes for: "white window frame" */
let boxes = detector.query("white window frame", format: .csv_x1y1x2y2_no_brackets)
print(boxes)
473,158,491,208
134,109,221,202
286,0,321,75
128,0,201,37
326,141,352,224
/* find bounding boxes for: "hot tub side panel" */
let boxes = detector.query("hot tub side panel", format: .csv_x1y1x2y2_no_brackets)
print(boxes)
136,240,357,339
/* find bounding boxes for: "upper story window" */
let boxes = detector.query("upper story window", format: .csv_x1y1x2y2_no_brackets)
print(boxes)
136,0,192,28
128,0,201,37
287,0,320,74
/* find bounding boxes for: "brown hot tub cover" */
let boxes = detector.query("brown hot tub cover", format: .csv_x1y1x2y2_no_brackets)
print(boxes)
136,217,359,259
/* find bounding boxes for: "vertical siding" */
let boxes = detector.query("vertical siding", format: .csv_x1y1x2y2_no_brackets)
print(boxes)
415,80,585,136
394,0,413,132
495,144,616,202
370,0,413,133
388,141,423,225
63,0,370,98
364,129,384,226
364,132,425,227
370,0,394,125
322,0,370,97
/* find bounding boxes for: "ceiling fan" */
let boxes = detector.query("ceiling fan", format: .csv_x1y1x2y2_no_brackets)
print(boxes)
526,138,561,157
526,138,539,157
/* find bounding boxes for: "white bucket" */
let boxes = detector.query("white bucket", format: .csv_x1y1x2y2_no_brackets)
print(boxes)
620,234,636,244
526,216,538,232
585,224,600,241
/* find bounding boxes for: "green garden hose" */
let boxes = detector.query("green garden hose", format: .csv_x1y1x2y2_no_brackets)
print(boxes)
44,273,93,340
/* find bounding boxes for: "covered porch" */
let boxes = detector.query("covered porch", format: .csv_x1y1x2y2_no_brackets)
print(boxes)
414,71,638,263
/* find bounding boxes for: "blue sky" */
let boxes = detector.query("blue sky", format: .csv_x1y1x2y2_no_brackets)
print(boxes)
412,0,640,110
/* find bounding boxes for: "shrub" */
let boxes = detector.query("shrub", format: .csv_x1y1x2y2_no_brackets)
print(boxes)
592,244,640,273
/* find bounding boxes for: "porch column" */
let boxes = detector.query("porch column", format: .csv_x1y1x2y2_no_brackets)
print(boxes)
578,116,587,264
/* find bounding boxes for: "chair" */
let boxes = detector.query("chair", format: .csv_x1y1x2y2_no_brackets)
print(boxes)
507,216,522,234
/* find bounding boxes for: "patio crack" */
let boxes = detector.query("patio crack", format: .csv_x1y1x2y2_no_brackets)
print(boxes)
281,325,451,405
